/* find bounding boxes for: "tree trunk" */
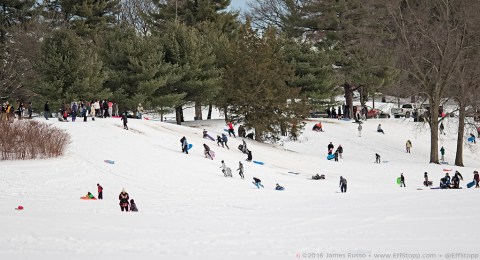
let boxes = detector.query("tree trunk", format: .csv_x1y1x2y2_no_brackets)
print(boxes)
160,109,164,122
382,95,386,103
254,127,262,142
411,95,416,103
372,92,375,109
223,106,228,121
194,101,202,120
455,102,466,166
207,103,212,120
175,106,182,125
429,98,440,163
343,83,354,119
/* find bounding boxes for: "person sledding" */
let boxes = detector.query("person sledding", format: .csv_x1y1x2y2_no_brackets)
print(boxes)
252,177,264,188
312,174,325,180
275,183,285,190
440,173,451,189
452,171,464,189
377,124,385,134
119,188,130,212
81,192,96,200
312,122,323,132
238,139,248,154
129,199,138,212
203,143,213,160
327,142,334,154
468,133,476,144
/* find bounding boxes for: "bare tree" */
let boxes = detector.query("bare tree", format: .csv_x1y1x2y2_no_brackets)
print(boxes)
119,0,157,36
385,0,480,163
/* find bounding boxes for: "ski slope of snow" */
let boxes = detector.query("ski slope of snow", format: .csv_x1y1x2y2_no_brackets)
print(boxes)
1,111,479,260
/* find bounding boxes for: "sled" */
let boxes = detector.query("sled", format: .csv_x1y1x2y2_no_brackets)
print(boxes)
467,137,475,143
327,154,335,160
396,177,401,185
440,162,449,165
187,144,193,150
225,167,233,177
287,171,300,175
276,187,285,191
15,206,24,210
467,181,476,188
205,134,215,141
443,169,452,171
104,160,115,164
80,197,97,200
382,161,389,163
209,150,215,159
253,161,264,165
252,182,264,188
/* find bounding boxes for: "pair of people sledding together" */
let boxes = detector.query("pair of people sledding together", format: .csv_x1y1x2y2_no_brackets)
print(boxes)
327,142,343,162
220,160,244,179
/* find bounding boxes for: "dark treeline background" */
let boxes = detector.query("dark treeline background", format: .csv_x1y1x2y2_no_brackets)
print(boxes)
2,0,480,164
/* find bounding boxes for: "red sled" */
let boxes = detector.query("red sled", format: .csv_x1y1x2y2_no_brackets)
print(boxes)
443,169,452,171
15,205,24,210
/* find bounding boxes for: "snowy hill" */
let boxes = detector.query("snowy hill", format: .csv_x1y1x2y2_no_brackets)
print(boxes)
1,114,479,260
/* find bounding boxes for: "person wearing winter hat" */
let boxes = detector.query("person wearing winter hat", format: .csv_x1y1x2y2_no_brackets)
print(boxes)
97,183,103,199
118,188,129,212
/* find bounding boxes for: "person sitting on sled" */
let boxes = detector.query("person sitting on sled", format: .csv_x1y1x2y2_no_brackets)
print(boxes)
275,183,285,190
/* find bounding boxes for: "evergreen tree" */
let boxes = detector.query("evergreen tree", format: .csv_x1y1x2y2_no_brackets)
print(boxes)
0,0,36,43
160,22,222,124
36,29,108,109
100,26,183,114
224,24,308,141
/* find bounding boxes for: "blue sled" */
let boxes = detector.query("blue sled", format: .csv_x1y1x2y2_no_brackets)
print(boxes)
327,154,335,160
104,160,115,164
252,182,264,188
253,161,264,165
467,181,476,188
187,144,193,150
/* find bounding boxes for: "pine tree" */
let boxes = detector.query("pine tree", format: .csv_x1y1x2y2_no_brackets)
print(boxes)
100,26,183,113
36,29,108,109
224,23,308,141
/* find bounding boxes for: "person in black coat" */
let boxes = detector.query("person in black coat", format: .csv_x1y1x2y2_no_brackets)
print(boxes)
118,188,129,212
121,112,128,130
44,101,50,120
328,142,334,151
400,173,406,187
246,150,252,161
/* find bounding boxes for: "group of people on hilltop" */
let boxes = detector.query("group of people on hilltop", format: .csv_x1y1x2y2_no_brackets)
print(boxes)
1,101,33,122
45,100,120,122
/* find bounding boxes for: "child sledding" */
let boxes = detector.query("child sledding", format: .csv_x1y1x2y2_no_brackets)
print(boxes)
312,174,325,180
252,177,264,188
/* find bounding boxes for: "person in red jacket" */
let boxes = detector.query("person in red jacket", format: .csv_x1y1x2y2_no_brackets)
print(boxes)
97,183,103,199
227,122,236,137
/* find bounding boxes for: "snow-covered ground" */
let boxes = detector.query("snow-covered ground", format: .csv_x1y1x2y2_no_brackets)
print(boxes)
1,108,479,260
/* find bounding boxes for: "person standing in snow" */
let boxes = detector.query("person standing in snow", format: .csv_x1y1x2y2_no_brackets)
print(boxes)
129,199,138,212
358,124,362,137
242,139,248,153
452,171,463,189
71,102,78,122
121,112,128,130
246,150,252,162
474,170,480,188
227,122,236,137
334,149,339,162
439,122,445,135
44,101,50,120
237,161,245,179
118,188,129,212
203,143,212,159
137,103,144,119
97,183,103,199
220,160,227,176
440,146,445,162
375,153,381,164
339,176,347,193
216,135,224,148
406,140,412,153
327,142,334,155
337,145,343,159
182,137,189,154
424,172,429,187
400,173,406,187
108,101,113,117
221,133,229,149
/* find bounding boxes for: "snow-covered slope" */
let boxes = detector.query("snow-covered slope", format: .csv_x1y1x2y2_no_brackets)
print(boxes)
1,114,479,260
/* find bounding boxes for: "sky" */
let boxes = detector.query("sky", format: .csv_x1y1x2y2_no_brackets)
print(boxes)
229,0,251,11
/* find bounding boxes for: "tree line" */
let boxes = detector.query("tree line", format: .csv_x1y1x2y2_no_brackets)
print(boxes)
1,0,479,165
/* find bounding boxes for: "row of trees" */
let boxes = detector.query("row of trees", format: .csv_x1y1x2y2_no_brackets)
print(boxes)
2,0,479,165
